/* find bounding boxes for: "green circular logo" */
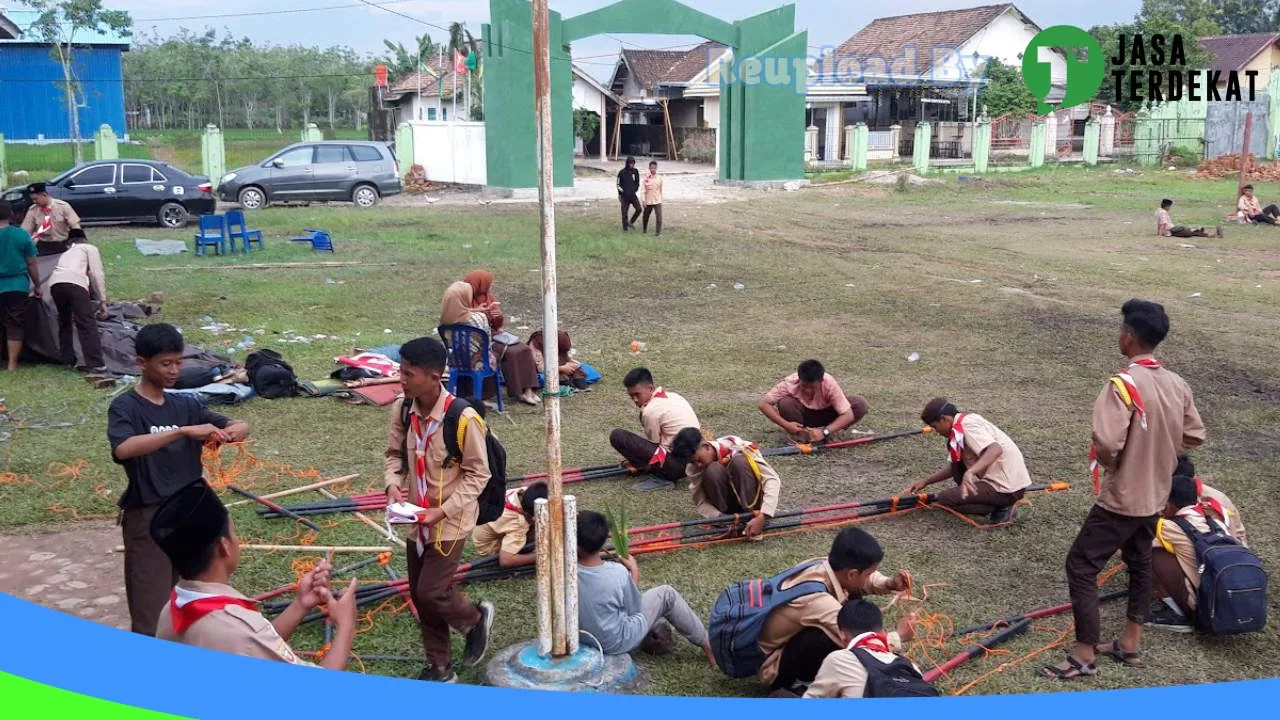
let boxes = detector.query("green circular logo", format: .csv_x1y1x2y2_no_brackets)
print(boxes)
1023,26,1105,114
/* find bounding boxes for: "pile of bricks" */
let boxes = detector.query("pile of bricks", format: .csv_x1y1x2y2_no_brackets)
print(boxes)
402,164,438,194
1196,153,1280,181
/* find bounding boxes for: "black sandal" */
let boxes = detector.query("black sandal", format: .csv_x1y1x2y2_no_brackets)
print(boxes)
1039,655,1098,680
1097,639,1143,667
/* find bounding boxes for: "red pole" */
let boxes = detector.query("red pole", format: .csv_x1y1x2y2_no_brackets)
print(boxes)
1238,111,1253,198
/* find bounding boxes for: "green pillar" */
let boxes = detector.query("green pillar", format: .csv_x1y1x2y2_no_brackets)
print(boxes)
301,123,323,142
1269,71,1280,160
201,125,226,190
913,122,931,175
1083,119,1100,166
395,122,415,175
93,124,118,161
849,123,869,170
973,116,991,174
1134,107,1159,167
0,132,6,186
1029,120,1045,168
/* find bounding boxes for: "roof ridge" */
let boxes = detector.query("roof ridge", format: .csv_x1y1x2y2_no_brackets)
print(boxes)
858,2,1012,25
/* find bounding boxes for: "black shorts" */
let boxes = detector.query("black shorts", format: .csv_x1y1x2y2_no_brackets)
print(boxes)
0,290,29,341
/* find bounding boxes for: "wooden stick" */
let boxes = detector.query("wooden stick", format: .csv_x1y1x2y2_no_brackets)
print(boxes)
239,544,395,553
151,262,397,272
228,485,322,532
319,488,406,549
343,377,403,388
224,474,359,507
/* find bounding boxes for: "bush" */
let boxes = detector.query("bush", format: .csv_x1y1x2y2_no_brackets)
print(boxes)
679,131,716,164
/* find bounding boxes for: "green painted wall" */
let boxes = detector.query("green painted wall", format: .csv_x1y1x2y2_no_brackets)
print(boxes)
1029,120,1046,168
563,0,735,44
972,119,991,174
93,125,118,161
1083,120,1100,165
736,32,807,181
201,125,225,189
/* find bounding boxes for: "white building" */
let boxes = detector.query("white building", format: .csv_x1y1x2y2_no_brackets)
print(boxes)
572,64,622,161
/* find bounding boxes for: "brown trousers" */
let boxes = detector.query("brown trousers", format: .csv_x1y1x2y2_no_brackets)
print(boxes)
700,454,762,514
495,340,539,397
407,540,481,668
609,428,687,482
1152,549,1194,616
121,505,179,636
642,204,662,235
776,394,869,429
935,480,1024,516
1065,504,1156,645
51,283,104,368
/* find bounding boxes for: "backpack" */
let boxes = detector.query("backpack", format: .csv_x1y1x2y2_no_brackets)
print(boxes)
1171,516,1268,635
708,559,829,678
245,349,298,399
400,395,508,525
850,648,939,698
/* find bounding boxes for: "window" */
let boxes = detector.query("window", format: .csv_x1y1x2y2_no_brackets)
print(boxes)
70,164,115,186
122,164,156,184
315,145,350,164
349,145,383,162
427,108,437,120
274,146,315,167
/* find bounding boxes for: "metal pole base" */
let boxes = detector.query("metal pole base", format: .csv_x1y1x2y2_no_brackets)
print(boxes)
483,641,641,693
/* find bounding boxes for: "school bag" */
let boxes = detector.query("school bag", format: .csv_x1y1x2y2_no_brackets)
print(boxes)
399,395,508,525
850,648,939,698
708,559,829,678
245,349,298,399
1171,516,1268,635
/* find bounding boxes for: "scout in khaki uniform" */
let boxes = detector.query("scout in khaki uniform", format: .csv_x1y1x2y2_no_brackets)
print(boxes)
670,428,781,538
20,182,81,255
608,367,700,484
1042,299,1205,680
151,480,358,669
471,482,547,568
1174,455,1246,546
802,598,927,699
758,359,869,444
384,337,495,683
909,399,1032,526
641,161,663,236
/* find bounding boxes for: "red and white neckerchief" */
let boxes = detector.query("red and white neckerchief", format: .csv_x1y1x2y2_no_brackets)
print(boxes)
1089,359,1161,492
31,207,54,240
409,394,454,551
1193,477,1228,523
947,413,968,464
503,487,523,515
710,435,759,465
169,585,258,634
646,388,670,466
847,631,892,654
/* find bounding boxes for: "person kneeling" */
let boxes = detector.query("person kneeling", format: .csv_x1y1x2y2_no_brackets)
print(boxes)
151,480,358,669
471,481,547,569
802,598,932,698
671,428,780,538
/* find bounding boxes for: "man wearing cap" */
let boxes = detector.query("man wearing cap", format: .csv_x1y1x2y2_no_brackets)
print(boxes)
152,480,359,669
20,182,81,256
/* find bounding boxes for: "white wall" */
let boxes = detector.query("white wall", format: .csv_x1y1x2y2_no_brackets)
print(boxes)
572,76,602,112
928,9,1067,86
409,121,487,185
397,93,456,124
704,96,720,129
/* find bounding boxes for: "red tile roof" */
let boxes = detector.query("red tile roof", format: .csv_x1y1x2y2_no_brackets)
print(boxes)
832,3,1016,76
1200,33,1280,73
618,42,731,92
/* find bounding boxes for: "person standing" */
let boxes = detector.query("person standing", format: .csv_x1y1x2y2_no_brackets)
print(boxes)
20,182,81,256
47,228,108,373
642,161,663,236
1041,299,1205,680
0,200,39,371
617,157,642,231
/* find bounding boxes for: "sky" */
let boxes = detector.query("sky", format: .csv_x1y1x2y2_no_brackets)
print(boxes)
50,0,1143,82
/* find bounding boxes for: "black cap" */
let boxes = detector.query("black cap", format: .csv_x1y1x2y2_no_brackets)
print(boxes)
150,481,228,564
26,182,47,195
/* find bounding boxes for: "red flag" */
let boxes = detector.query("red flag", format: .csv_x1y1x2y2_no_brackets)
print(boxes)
454,49,467,74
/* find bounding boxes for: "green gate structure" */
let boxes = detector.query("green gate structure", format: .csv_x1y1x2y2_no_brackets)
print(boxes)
482,0,807,189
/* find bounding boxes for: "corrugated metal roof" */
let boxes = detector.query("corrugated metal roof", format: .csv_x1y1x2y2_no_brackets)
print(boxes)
0,9,131,47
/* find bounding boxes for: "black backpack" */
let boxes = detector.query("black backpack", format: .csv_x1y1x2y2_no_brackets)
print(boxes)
245,349,298,399
851,648,939,698
400,395,508,525
1170,516,1268,635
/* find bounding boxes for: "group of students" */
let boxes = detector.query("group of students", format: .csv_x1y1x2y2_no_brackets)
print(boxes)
1,184,109,373
1156,184,1280,238
113,297,1256,699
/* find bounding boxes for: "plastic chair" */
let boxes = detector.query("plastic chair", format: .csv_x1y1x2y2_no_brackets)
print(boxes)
226,209,264,252
193,214,227,256
436,323,504,412
290,228,334,253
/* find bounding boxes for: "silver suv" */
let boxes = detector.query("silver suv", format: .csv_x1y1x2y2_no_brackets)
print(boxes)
219,141,402,209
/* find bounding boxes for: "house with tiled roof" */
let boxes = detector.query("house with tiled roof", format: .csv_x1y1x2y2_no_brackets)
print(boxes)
1200,33,1280,96
382,51,471,125
607,41,733,159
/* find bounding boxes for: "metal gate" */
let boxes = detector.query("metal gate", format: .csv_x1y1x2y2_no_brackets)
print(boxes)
1205,98,1272,159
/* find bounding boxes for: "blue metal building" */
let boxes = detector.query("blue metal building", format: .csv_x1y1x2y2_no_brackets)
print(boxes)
0,9,130,140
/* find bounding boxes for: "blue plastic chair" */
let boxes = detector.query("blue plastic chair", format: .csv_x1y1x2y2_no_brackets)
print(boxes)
193,214,227,256
290,228,334,253
436,324,504,412
226,209,264,252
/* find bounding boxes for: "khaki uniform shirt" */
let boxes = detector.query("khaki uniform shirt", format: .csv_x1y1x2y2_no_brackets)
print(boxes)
1155,208,1173,236
757,559,899,686
384,388,491,543
643,173,663,205
1092,355,1205,517
21,199,81,245
640,388,700,450
685,436,782,518
473,487,531,556
1154,506,1243,610
957,413,1032,494
1200,483,1246,546
804,642,921,698
155,580,315,666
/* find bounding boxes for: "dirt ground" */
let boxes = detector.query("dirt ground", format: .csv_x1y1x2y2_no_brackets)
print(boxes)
0,522,129,631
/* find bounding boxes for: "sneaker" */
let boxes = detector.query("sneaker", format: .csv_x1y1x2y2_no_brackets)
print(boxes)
462,601,495,667
418,664,458,683
986,506,1019,526
1145,605,1193,633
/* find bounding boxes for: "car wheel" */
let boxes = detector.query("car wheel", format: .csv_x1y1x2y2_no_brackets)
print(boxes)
352,184,379,208
157,202,190,229
238,186,267,210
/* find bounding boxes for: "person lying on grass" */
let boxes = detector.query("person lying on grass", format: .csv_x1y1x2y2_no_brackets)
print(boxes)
470,481,547,569
670,428,780,538
1155,199,1219,238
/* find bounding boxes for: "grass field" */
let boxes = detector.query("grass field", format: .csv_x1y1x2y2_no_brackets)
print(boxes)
3,165,1278,696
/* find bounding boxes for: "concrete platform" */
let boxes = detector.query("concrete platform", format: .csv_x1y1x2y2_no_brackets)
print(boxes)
484,641,641,693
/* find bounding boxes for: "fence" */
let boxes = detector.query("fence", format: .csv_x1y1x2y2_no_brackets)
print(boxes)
403,121,487,186
1205,100,1271,159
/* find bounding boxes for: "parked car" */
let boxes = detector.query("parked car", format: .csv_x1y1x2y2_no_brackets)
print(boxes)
2,160,216,229
218,141,402,209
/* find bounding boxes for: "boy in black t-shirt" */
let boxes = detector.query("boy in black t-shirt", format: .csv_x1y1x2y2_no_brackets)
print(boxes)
108,323,249,635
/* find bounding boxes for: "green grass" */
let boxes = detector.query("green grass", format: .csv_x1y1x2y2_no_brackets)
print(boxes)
3,166,1278,696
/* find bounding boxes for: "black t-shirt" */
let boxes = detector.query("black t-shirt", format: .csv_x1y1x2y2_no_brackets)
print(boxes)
107,390,230,509
617,167,640,196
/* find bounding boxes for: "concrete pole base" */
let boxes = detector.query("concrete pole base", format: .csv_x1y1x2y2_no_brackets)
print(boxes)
484,641,641,693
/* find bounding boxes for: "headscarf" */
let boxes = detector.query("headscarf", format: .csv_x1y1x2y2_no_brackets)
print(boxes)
528,330,572,365
464,269,504,331
439,281,474,327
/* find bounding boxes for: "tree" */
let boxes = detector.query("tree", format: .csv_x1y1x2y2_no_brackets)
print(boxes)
381,34,438,77
976,60,1038,117
1089,0,1222,110
28,0,132,163
1211,0,1280,34
572,108,600,143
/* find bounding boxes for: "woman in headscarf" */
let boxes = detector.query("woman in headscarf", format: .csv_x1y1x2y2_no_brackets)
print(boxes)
464,270,504,332
528,330,586,389
439,281,541,406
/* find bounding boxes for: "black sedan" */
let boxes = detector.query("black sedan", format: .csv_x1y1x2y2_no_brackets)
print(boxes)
2,159,216,229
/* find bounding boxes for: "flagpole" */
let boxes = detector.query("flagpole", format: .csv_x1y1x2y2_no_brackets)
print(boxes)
438,46,444,119
453,51,459,123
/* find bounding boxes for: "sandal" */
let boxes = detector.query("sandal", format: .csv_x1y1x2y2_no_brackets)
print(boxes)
1096,639,1143,667
1039,655,1098,680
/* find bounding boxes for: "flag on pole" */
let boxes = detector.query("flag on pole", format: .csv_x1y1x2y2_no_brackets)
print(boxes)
466,50,478,73
454,49,467,75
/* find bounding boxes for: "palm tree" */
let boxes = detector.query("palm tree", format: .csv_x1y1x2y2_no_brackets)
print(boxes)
381,34,439,78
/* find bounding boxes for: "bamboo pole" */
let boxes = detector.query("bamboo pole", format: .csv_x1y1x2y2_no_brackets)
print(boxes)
239,544,394,553
151,262,395,272
534,497,553,656
225,474,359,507
227,485,322,532
319,488,405,549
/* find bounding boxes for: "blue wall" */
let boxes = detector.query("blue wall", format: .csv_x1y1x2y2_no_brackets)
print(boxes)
0,45,127,140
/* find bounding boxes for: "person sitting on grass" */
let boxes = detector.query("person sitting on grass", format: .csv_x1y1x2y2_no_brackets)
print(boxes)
1173,455,1246,546
906,398,1031,527
608,367,700,484
670,428,780,538
575,510,717,668
1236,184,1280,225
758,360,868,444
152,480,359,669
1155,199,1218,238
800,597,927,699
471,481,548,569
